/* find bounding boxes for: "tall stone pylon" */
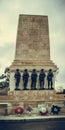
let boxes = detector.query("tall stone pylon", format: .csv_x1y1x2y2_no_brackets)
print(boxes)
10,14,57,90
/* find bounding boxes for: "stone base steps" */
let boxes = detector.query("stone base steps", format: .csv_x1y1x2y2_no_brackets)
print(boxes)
10,60,57,71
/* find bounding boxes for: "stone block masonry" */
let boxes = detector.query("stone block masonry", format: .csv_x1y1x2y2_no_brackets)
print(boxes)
10,14,57,90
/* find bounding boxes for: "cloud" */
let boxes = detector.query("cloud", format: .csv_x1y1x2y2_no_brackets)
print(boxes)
0,42,15,57
0,42,15,74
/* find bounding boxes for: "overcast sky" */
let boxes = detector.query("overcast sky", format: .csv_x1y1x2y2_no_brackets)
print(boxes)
0,0,65,87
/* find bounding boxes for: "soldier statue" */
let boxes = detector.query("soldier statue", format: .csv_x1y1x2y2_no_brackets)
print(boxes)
31,69,38,90
14,69,21,90
39,69,46,90
47,69,54,89
22,69,29,90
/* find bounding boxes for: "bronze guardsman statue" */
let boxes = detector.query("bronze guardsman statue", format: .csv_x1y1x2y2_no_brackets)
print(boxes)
14,69,21,90
39,69,46,90
22,69,29,90
31,69,38,90
47,69,54,89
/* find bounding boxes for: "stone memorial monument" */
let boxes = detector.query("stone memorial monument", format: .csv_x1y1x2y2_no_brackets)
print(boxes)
10,14,57,91
1,15,65,119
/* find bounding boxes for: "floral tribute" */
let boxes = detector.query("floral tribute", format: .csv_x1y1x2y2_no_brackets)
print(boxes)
14,106,24,114
26,105,33,115
51,105,61,115
39,106,48,115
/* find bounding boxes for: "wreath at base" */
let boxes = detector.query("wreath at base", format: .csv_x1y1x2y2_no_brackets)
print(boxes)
14,106,24,114
51,105,61,115
39,107,48,115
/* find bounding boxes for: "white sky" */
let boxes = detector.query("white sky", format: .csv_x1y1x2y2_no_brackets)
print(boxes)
0,0,65,87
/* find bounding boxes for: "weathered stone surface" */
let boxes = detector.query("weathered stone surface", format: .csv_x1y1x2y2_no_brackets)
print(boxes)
10,14,57,90
15,15,50,61
5,90,65,102
11,14,57,71
0,90,65,116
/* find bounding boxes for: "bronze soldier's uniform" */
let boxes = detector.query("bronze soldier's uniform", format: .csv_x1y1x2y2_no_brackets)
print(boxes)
22,69,29,90
14,69,21,89
31,69,37,90
39,69,46,89
47,69,53,89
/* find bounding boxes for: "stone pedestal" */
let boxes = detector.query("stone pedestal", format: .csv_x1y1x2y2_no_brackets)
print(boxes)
10,14,57,91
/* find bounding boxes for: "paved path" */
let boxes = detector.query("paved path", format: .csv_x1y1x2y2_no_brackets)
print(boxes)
0,115,65,130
